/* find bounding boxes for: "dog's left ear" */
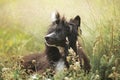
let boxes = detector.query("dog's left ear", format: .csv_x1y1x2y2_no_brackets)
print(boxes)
74,15,81,27
51,11,60,24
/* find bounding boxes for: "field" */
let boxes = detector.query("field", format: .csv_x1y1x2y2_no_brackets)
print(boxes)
0,0,120,80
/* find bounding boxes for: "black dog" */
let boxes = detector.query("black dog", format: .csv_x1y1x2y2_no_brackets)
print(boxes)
45,12,91,73
22,12,70,73
22,12,91,73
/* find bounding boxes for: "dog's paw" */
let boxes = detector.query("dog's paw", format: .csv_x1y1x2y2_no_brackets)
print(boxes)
83,62,91,74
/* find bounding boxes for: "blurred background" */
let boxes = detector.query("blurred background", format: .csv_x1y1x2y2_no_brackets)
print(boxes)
0,0,120,79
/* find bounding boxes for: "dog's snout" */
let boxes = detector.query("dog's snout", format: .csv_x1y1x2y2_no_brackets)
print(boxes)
45,36,50,41
45,32,56,41
45,36,54,41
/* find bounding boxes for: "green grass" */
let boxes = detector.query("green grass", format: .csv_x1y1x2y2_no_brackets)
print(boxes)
0,27,44,55
0,0,120,80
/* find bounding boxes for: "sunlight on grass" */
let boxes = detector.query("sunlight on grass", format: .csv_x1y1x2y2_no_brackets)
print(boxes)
0,0,120,80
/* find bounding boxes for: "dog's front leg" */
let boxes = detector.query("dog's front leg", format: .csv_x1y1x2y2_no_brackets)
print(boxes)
77,43,91,73
70,42,83,68
63,44,70,68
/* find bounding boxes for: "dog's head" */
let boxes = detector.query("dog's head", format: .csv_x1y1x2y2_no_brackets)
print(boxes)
45,12,81,47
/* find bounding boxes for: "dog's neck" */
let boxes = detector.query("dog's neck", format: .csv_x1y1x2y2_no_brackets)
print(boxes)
45,42,65,54
57,46,65,55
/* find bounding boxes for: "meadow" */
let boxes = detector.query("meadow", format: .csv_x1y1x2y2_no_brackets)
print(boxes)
0,0,120,80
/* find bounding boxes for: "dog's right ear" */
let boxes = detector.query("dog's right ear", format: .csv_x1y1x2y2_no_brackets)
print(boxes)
51,11,60,24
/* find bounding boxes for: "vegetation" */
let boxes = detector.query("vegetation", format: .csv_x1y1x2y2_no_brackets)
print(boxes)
0,0,120,80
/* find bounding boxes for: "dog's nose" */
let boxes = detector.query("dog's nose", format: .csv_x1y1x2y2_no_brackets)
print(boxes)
45,36,50,41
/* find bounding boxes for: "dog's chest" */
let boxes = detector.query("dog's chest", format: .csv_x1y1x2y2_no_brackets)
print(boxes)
55,59,65,72
54,47,65,72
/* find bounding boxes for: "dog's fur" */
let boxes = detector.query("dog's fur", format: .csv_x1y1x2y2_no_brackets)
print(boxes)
21,12,91,74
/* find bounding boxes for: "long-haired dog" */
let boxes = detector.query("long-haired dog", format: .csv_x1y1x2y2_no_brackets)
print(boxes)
21,12,91,74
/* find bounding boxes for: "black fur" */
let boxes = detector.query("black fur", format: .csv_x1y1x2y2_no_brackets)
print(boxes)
22,12,91,74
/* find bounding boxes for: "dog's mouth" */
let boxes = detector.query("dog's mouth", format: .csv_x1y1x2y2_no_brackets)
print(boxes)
45,42,56,47
45,37,57,46
45,36,69,47
45,40,63,47
45,39,67,47
45,40,56,47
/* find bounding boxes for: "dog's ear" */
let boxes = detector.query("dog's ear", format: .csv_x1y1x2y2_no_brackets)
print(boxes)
51,11,60,24
73,15,81,27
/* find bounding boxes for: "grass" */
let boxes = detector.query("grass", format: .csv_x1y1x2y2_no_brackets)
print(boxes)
0,27,45,55
0,0,120,80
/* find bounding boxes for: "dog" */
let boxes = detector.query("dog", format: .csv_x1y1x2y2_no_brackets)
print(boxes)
21,12,91,74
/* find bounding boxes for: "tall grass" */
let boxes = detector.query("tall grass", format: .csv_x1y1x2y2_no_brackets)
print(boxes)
0,0,120,80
